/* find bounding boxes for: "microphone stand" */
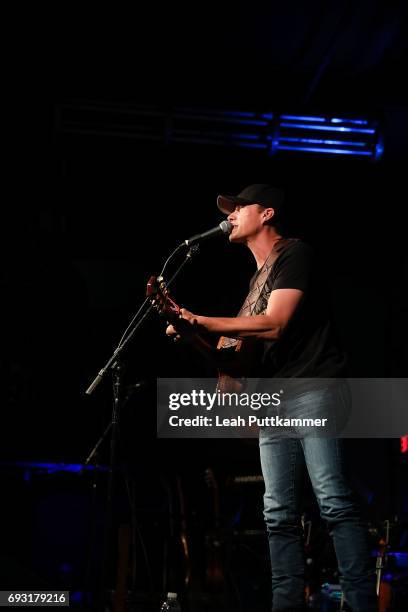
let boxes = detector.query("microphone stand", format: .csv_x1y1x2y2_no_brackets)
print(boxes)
84,244,199,610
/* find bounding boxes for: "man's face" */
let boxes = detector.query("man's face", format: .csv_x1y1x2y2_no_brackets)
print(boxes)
227,203,266,243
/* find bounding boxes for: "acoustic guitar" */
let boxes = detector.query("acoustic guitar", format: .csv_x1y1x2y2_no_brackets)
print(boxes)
146,275,257,392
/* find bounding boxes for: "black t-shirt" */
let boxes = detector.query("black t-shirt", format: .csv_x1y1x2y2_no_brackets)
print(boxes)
254,240,347,378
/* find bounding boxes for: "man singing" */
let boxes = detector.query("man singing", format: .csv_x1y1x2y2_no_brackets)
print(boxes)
166,184,377,611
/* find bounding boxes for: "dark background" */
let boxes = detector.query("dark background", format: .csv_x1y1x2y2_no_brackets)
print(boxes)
1,1,407,607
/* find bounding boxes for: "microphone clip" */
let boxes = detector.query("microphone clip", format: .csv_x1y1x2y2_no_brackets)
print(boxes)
186,244,200,259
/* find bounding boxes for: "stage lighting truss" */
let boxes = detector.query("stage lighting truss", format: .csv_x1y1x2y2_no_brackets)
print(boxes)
57,103,384,160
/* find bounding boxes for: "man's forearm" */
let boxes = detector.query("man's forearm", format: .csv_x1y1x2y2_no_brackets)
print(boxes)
194,315,282,340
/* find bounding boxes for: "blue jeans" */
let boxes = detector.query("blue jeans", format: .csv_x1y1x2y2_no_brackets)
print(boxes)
259,383,377,611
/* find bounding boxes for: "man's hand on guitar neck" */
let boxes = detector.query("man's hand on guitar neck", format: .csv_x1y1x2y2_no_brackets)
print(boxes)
166,308,218,364
165,307,201,342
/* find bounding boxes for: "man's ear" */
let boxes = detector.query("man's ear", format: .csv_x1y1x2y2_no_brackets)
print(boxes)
262,207,275,223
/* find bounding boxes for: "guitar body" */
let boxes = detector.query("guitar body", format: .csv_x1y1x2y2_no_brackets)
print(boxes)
215,335,262,393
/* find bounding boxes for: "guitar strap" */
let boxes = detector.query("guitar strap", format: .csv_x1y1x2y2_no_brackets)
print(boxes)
217,238,298,351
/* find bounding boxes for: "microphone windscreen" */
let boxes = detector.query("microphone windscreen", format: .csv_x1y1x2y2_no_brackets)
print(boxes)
220,220,233,235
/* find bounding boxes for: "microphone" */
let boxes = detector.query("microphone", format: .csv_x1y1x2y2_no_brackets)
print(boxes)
184,220,233,246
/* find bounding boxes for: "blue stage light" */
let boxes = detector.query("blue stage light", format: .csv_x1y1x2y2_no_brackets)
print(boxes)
280,122,375,134
280,115,326,122
278,145,372,156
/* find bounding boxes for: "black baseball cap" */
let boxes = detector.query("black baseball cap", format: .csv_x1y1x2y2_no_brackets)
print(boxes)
217,183,285,216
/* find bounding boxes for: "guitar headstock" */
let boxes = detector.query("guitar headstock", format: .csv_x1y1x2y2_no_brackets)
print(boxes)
146,275,181,320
